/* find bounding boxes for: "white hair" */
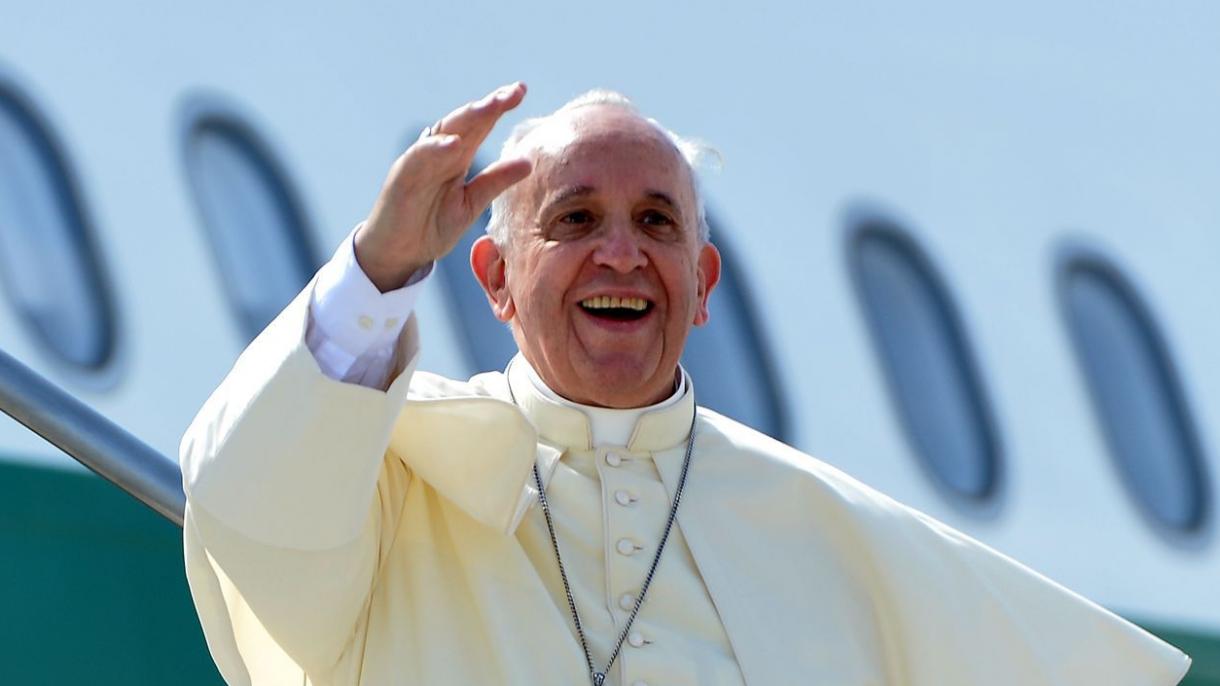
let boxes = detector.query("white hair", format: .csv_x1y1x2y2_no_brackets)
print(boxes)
486,89,718,245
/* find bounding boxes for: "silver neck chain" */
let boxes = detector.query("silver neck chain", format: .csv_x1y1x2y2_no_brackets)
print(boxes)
531,407,698,686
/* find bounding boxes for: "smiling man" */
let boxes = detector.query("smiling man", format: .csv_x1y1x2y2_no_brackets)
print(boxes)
180,84,1189,685
470,100,718,411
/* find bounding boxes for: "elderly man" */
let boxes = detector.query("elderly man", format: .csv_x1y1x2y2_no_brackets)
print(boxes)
180,83,1189,686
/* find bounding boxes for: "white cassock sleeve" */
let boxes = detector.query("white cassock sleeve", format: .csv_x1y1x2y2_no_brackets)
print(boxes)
180,231,430,684
873,502,1193,685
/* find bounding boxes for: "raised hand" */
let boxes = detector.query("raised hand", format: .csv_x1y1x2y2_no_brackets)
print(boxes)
354,82,532,292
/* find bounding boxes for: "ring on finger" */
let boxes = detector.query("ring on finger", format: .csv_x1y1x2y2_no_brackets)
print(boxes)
418,120,443,140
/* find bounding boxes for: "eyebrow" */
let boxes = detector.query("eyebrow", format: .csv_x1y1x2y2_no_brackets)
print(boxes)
542,184,595,209
645,191,679,212
541,186,682,214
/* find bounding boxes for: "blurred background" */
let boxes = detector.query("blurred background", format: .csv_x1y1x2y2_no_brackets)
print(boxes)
1,0,1218,682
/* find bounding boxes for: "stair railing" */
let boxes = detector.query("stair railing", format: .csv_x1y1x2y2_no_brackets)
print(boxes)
0,347,184,526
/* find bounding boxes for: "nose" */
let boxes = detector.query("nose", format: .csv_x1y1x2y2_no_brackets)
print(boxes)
592,218,647,273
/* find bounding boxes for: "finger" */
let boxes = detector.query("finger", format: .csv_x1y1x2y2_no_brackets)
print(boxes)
411,132,461,153
398,133,465,179
434,82,527,147
462,157,533,219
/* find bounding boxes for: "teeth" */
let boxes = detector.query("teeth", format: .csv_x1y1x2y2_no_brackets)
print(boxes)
581,296,649,311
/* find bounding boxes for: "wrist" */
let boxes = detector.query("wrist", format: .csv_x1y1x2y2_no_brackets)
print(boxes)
353,226,429,293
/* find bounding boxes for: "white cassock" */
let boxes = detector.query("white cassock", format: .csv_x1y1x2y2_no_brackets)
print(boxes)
179,233,1191,685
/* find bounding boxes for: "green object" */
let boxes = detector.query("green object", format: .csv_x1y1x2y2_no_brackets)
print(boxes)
1142,621,1220,686
0,458,221,685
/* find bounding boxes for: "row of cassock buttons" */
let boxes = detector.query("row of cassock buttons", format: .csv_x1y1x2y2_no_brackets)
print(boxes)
606,451,654,686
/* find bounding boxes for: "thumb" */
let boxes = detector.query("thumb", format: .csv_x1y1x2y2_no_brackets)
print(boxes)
463,157,533,220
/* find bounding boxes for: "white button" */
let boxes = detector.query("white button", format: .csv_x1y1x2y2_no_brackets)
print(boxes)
618,593,636,610
616,538,637,556
605,453,623,467
628,631,647,648
357,315,375,330
614,490,634,506
384,317,399,329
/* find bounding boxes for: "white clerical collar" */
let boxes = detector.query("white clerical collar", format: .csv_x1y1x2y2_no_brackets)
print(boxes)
521,358,687,447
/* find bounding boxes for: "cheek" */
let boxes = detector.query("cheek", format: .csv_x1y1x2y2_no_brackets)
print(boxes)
661,258,702,305
512,258,568,318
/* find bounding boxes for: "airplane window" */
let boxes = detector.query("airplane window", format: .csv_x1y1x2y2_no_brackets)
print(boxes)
182,110,317,340
848,219,1001,503
440,214,788,440
1058,254,1208,533
438,210,517,374
681,226,787,440
0,85,115,369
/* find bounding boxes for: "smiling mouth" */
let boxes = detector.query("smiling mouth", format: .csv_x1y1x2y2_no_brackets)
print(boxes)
579,295,654,322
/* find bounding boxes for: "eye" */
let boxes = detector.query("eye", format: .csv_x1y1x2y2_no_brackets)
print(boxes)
640,210,675,226
560,210,594,225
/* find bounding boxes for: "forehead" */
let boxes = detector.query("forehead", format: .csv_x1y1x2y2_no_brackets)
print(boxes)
521,106,696,206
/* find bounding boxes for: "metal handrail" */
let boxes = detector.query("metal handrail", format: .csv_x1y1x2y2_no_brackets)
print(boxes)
0,348,184,527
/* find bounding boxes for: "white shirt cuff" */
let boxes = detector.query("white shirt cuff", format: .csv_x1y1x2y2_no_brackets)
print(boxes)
307,227,432,379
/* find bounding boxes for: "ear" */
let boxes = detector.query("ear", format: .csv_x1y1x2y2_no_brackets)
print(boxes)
471,235,516,322
693,242,721,326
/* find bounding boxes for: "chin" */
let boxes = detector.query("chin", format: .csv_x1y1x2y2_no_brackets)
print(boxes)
576,355,669,407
